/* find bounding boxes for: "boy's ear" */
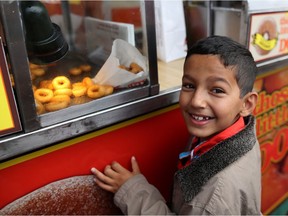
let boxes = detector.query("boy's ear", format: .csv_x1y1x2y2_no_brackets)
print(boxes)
240,92,258,117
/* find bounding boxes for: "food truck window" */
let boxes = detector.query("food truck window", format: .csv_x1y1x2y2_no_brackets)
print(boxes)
30,1,152,116
0,0,159,130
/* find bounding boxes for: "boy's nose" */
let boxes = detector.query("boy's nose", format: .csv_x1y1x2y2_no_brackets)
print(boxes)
189,91,207,109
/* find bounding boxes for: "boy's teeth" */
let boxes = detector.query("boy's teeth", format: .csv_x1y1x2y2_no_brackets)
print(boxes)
193,115,209,121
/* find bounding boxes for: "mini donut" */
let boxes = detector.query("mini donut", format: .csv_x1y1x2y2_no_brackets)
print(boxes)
82,77,94,87
80,64,92,72
119,64,129,70
35,99,45,115
102,85,114,96
50,95,71,104
31,68,45,76
72,82,86,88
34,88,53,103
52,76,71,90
129,62,143,74
69,67,82,76
29,63,39,69
72,85,87,97
72,96,88,105
87,85,105,99
44,101,69,112
39,80,54,90
54,88,73,97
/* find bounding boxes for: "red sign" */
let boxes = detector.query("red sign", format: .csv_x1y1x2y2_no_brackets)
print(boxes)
253,67,288,214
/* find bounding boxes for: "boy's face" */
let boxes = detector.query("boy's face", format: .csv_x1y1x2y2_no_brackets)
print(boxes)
179,54,246,140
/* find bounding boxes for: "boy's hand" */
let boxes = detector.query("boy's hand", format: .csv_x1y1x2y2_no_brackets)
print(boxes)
91,156,140,193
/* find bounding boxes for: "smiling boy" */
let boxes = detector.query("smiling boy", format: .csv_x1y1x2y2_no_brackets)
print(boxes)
91,35,262,215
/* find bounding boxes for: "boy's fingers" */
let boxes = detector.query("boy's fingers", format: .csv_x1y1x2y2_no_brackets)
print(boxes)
131,156,140,174
110,161,127,174
93,176,116,193
91,167,97,174
104,165,118,178
91,167,102,177
91,167,114,185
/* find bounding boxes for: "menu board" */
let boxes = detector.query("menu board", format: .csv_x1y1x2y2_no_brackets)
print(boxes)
84,17,135,64
248,11,288,62
0,37,21,137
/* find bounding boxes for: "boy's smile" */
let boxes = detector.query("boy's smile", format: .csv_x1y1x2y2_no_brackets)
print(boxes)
179,54,246,140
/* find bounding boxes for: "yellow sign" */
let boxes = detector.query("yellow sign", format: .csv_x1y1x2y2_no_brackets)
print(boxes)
0,69,14,130
0,37,21,136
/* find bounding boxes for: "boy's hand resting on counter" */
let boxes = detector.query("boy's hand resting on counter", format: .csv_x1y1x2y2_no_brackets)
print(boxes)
91,156,141,193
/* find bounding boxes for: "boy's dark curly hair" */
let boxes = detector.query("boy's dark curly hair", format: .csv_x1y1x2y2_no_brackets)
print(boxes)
185,35,258,98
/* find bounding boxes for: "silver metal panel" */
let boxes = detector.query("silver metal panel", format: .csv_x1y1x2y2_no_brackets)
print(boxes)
0,88,180,162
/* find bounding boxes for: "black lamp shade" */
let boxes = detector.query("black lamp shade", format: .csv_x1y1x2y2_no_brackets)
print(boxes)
20,1,69,64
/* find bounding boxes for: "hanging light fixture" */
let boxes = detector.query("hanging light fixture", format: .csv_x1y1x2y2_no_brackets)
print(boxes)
20,1,69,64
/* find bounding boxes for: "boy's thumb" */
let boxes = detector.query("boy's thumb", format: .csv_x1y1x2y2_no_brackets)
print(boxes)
131,156,141,174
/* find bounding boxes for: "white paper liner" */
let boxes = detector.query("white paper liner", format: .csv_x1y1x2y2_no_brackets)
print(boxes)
93,39,148,88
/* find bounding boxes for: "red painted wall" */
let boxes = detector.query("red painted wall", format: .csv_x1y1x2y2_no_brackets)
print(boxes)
0,106,189,212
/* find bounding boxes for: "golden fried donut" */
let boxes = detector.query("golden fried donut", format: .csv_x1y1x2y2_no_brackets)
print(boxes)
50,95,71,104
72,84,87,97
39,80,54,90
87,85,105,99
31,68,45,76
52,76,71,90
119,64,128,70
119,62,143,74
72,82,85,88
32,85,37,92
129,62,143,74
29,63,39,69
102,85,114,96
35,99,45,115
69,67,82,76
72,96,88,105
34,88,53,103
80,64,92,72
54,88,73,97
44,101,69,112
82,77,94,87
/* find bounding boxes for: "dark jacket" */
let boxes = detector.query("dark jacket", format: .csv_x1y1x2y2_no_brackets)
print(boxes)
114,116,262,215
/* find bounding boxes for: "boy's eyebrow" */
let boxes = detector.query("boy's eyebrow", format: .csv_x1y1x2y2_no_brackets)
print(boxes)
208,76,232,88
182,74,232,88
182,74,198,80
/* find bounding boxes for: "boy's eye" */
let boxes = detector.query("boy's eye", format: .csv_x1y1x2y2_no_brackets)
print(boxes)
182,83,195,90
211,88,225,94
